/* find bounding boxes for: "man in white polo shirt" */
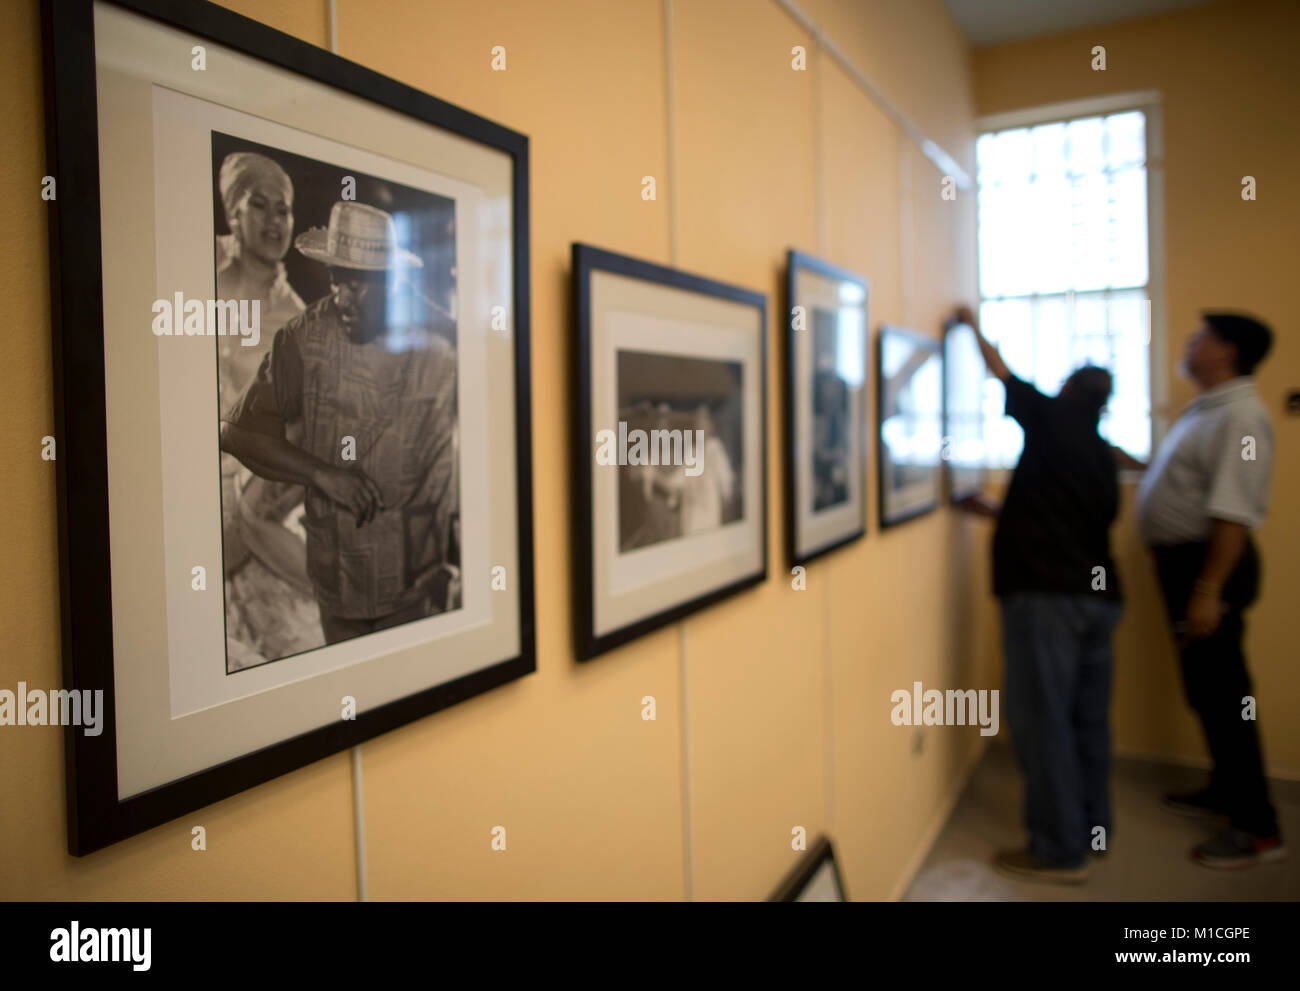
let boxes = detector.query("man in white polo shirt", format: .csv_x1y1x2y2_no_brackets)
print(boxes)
1137,312,1282,869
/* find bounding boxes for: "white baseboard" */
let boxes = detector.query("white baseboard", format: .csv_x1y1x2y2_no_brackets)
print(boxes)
887,736,989,902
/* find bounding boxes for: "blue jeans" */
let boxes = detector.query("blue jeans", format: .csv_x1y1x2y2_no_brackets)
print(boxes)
1001,592,1123,867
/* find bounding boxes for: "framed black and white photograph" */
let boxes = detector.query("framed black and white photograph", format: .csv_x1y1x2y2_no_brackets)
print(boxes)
770,834,848,902
785,250,869,566
942,318,987,502
43,0,534,854
877,325,942,527
573,244,767,660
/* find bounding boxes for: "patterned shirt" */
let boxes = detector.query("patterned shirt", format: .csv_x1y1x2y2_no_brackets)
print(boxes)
227,295,459,619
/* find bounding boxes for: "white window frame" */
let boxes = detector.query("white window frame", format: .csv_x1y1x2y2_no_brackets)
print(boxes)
974,89,1168,478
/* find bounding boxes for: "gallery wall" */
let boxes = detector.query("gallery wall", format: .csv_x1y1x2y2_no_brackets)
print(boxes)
0,0,989,899
974,0,1300,777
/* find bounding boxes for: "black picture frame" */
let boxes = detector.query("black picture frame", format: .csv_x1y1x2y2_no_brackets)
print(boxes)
573,243,768,661
876,325,942,529
42,0,535,855
942,318,987,503
769,834,848,902
785,249,870,568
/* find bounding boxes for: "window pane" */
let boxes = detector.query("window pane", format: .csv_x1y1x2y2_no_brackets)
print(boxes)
1033,297,1070,393
980,299,1033,378
1029,177,1073,294
975,109,1152,467
997,127,1033,186
1066,117,1105,178
1070,173,1111,291
978,186,1015,297
1109,168,1148,288
1032,122,1067,179
1106,111,1146,169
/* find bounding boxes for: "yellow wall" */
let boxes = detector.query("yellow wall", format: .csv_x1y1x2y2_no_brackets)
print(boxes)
973,0,1300,776
1,0,989,899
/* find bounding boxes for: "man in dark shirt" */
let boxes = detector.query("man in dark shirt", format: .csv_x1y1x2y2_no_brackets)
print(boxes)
952,306,1124,885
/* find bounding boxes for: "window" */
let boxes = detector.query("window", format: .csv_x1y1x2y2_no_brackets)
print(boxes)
976,107,1154,465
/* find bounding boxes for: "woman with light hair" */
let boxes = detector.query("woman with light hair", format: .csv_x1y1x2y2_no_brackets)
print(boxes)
216,151,306,410
214,150,320,666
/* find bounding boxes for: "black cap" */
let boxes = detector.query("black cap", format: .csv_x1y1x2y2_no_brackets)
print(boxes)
1203,312,1273,375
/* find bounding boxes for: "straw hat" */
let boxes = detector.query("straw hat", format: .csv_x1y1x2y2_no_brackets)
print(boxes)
294,201,423,271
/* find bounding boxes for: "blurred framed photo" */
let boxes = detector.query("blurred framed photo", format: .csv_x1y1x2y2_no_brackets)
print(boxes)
785,250,869,566
573,244,767,660
877,325,942,527
43,0,534,854
942,319,987,501
770,834,848,902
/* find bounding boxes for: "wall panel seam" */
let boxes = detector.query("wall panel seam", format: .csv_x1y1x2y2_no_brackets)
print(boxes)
772,0,972,188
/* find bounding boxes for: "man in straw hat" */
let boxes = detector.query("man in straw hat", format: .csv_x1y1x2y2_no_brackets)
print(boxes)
220,200,460,645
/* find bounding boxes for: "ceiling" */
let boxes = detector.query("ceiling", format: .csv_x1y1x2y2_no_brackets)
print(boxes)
945,0,1216,47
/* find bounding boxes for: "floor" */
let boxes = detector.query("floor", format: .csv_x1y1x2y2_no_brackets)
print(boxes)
905,742,1300,901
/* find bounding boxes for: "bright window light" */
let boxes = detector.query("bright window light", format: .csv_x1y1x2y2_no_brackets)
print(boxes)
976,109,1152,464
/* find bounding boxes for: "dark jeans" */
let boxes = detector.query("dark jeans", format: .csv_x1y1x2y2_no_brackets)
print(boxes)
1152,540,1278,837
1001,592,1124,867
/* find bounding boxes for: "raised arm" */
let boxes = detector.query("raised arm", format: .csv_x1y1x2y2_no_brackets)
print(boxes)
952,305,1010,383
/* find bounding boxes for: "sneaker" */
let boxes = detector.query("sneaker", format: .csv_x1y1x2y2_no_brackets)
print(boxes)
993,849,1089,885
1162,788,1229,822
1191,828,1287,869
